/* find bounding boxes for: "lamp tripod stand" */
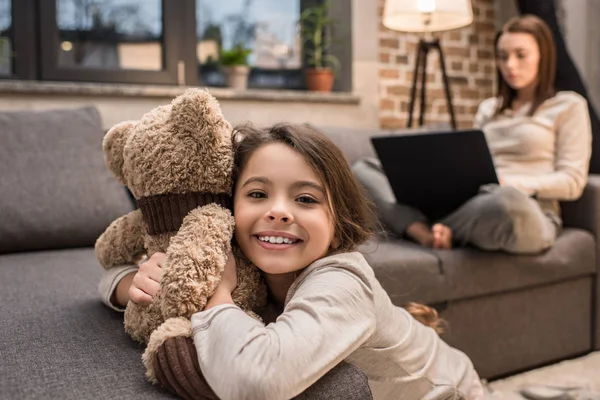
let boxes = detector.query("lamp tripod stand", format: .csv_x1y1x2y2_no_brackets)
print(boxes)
406,37,457,130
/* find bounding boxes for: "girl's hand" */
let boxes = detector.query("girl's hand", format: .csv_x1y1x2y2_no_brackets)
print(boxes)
219,250,238,294
205,251,237,310
129,252,166,306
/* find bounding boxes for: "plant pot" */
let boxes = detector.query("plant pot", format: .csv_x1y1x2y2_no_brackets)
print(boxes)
223,65,250,90
305,68,335,92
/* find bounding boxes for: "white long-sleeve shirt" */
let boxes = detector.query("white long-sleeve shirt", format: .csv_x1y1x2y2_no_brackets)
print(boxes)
191,252,480,400
474,91,592,210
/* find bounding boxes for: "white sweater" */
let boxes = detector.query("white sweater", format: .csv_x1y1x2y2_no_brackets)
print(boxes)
191,252,481,400
474,91,592,216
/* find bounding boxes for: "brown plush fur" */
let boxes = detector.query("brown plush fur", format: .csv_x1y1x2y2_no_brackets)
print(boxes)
94,88,266,380
159,204,235,319
95,210,146,269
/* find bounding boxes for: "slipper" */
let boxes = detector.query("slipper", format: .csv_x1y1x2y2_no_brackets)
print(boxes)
519,385,581,400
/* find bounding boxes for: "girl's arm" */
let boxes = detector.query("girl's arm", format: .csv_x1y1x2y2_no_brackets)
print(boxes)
98,253,165,310
98,265,139,311
191,263,377,400
503,95,592,200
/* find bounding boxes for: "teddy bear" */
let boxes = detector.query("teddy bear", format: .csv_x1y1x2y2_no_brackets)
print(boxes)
94,88,266,383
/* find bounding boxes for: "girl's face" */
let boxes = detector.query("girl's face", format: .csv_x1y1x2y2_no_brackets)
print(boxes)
234,143,335,275
496,32,540,93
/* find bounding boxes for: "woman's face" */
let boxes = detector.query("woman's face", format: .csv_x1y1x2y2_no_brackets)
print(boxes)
496,32,540,93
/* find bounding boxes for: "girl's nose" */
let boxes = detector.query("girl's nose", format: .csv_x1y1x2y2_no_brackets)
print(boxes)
266,201,293,223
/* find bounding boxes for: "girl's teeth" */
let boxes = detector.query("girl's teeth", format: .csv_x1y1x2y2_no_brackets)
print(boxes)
259,236,295,244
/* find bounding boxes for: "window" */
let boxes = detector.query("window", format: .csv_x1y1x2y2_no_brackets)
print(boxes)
0,0,12,76
3,0,351,90
55,0,164,71
196,0,304,89
39,0,184,84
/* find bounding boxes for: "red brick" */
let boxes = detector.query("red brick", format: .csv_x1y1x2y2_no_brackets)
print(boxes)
449,31,462,41
380,68,400,79
444,46,470,57
379,52,391,63
451,61,463,71
380,98,395,110
380,117,405,129
380,38,400,49
476,78,494,87
477,49,494,59
387,85,410,96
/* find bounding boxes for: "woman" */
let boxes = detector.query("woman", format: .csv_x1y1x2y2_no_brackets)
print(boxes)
354,14,592,254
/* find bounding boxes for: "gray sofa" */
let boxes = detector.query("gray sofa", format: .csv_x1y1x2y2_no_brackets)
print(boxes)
0,107,371,400
312,123,600,379
1,106,598,399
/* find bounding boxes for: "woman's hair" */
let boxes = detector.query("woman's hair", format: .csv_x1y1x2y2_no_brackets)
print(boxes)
232,123,446,334
494,14,556,116
232,122,377,253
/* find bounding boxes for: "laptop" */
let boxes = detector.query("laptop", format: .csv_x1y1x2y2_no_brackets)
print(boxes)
370,129,498,222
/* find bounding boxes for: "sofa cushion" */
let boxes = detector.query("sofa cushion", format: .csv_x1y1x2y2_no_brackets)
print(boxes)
307,124,380,166
0,249,177,399
309,123,453,166
436,228,596,301
359,238,451,305
0,107,134,254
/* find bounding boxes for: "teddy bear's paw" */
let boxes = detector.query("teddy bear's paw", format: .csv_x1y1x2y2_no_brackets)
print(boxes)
143,317,192,384
124,302,165,344
153,336,220,400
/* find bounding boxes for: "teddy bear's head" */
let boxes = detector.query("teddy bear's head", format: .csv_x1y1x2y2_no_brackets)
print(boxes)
103,89,233,200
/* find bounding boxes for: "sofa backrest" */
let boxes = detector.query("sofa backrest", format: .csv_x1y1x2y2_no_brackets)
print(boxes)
308,123,452,166
0,107,134,254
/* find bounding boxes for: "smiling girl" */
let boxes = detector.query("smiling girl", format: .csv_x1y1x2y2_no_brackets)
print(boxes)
187,123,484,400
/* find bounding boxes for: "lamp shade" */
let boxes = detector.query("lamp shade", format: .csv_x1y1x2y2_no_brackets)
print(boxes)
383,0,473,33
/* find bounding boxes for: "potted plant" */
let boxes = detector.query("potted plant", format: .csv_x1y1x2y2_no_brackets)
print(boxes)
299,0,340,92
220,44,252,90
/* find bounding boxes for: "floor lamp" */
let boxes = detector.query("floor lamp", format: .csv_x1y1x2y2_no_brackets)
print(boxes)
382,0,474,130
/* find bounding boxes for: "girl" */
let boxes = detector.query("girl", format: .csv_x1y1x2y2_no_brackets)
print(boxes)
186,123,484,399
354,14,592,253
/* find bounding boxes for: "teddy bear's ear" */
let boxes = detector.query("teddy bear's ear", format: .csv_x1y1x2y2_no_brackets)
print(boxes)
170,88,231,146
103,120,135,184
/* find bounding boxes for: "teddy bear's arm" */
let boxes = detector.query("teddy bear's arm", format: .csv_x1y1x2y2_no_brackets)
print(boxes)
160,204,235,319
95,209,146,270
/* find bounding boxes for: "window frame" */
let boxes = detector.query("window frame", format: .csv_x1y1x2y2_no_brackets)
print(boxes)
1,0,37,80
38,0,184,85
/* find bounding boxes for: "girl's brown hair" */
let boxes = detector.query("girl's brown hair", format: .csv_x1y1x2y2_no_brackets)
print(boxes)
494,14,556,116
232,123,445,334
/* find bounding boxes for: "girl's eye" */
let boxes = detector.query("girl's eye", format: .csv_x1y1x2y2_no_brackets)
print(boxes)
297,195,318,204
248,191,266,199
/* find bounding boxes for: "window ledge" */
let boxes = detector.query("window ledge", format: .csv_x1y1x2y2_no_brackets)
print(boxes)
0,80,360,105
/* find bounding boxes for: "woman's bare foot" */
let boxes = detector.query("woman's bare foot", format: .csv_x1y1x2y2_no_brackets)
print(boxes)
406,221,434,247
432,223,453,249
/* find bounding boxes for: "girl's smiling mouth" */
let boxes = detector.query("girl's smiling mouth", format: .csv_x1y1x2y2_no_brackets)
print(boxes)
253,232,303,250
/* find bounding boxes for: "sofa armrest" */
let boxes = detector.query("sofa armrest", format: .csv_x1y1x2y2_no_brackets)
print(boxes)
561,175,600,236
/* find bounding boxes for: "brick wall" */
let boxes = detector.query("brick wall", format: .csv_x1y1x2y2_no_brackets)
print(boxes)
379,0,497,130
